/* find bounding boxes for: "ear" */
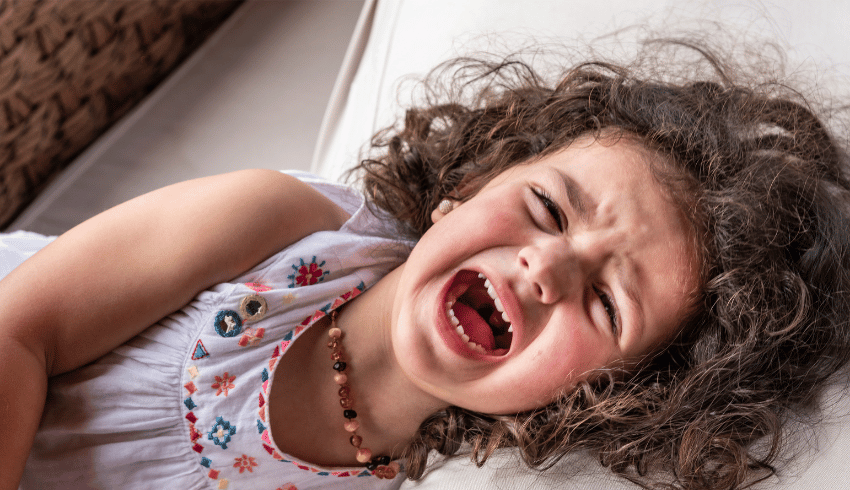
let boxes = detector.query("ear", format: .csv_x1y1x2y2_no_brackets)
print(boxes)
431,199,459,224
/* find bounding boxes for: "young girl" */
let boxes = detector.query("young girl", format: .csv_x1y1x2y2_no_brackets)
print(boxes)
4,41,850,490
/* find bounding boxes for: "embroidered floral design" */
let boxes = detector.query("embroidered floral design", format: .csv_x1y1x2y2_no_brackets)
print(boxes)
245,282,272,292
233,454,258,473
217,479,229,489
184,397,197,410
255,282,382,479
238,327,265,347
188,365,200,378
212,372,236,396
208,417,236,449
184,381,198,396
201,457,212,468
278,485,298,490
213,310,243,338
239,294,268,323
190,424,203,443
297,282,366,327
186,412,204,453
288,256,329,288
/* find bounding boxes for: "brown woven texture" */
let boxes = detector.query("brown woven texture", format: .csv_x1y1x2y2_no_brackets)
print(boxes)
0,0,242,229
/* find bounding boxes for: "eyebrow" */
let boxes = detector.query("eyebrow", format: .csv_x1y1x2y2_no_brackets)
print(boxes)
557,171,596,224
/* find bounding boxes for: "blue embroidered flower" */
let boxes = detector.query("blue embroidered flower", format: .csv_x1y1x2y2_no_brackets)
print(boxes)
213,310,243,337
208,416,237,449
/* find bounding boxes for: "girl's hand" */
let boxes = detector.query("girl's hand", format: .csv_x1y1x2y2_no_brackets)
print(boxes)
0,169,349,489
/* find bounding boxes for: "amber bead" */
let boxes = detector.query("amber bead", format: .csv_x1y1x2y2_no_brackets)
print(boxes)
340,397,353,409
355,448,372,463
338,386,350,398
349,434,362,448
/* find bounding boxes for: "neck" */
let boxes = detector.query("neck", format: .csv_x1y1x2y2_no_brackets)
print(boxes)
337,264,449,454
269,264,448,467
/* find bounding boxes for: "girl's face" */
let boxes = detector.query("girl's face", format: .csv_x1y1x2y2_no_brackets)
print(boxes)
390,135,700,414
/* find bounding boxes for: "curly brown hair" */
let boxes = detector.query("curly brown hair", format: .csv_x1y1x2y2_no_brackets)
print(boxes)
350,41,850,489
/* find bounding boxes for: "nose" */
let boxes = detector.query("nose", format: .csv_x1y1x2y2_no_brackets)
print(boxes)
517,237,578,305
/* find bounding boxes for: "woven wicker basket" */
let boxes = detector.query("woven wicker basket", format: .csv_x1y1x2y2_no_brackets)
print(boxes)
0,0,242,229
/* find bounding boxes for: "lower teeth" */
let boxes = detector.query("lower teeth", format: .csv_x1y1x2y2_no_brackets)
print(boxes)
448,309,498,353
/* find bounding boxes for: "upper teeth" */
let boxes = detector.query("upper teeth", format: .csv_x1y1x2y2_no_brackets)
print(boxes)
480,273,513,332
445,273,514,353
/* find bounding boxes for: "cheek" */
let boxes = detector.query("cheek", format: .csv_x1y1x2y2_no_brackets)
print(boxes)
477,204,524,237
410,203,522,273
452,191,526,234
503,322,605,410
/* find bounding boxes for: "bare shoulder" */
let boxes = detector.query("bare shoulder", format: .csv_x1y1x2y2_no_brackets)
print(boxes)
131,169,352,264
111,168,354,292
235,169,351,230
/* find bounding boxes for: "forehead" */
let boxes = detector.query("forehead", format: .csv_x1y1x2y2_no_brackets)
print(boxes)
547,134,665,178
485,134,668,185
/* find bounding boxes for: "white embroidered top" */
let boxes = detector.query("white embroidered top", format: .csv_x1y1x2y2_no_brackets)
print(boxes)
20,172,414,490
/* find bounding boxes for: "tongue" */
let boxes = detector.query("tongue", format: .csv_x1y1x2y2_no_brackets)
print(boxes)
452,302,495,350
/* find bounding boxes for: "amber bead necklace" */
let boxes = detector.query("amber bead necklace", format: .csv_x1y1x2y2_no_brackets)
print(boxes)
327,310,400,479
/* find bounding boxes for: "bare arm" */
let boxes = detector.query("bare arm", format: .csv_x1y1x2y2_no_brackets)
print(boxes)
0,169,349,488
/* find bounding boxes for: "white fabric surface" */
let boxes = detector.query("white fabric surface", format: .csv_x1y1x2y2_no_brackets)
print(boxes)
0,231,56,278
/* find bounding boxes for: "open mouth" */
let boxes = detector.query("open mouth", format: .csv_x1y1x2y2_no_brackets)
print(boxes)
445,270,514,356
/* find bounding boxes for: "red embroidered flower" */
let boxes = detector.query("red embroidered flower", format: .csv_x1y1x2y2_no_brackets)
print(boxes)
277,484,298,490
211,372,236,396
296,262,324,286
234,454,258,473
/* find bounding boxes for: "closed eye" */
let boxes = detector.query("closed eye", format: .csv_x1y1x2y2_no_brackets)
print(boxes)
593,285,619,335
531,188,564,232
